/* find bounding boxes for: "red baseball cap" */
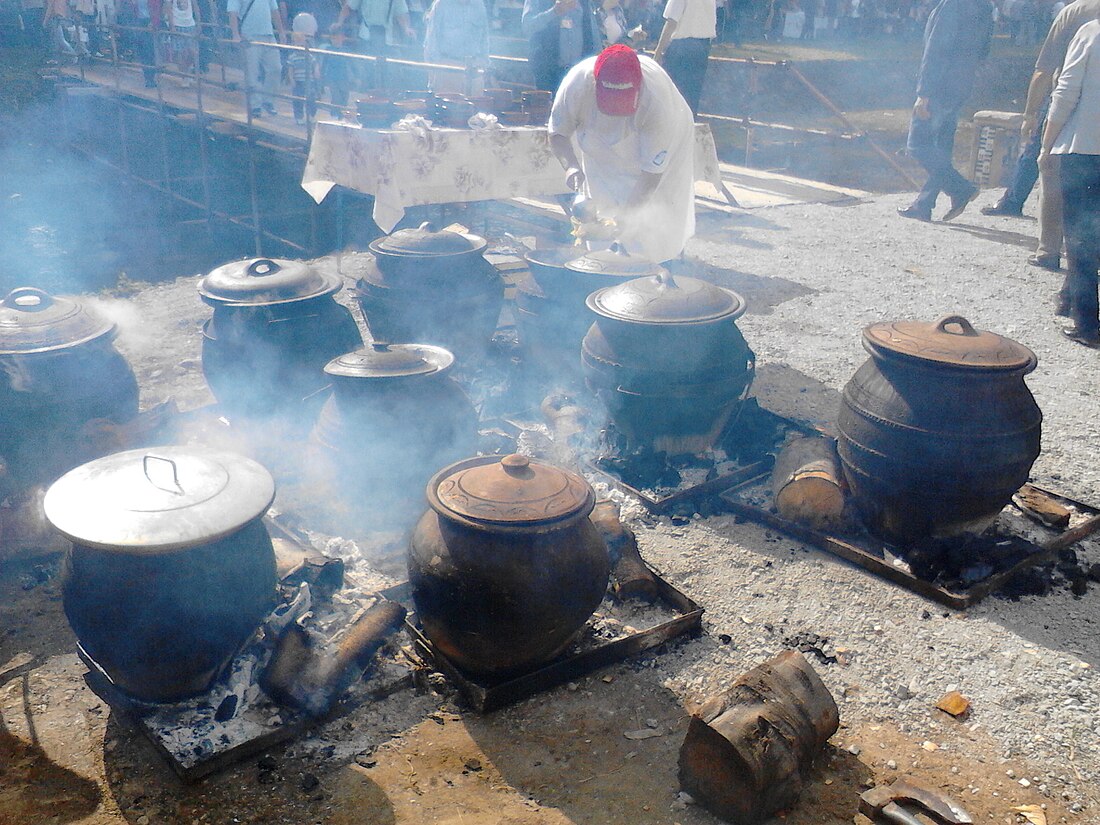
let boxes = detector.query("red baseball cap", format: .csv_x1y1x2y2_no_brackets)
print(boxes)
594,45,642,116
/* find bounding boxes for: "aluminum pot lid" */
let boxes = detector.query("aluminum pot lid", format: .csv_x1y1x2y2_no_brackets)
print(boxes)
428,454,595,528
863,315,1037,372
0,287,116,354
587,271,747,325
43,446,276,554
564,242,664,278
369,222,487,257
325,342,454,379
198,258,342,306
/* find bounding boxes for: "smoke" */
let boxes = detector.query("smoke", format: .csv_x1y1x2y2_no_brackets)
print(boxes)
81,295,159,353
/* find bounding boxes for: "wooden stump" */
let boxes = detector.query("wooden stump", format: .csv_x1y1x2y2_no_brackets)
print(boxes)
771,436,846,530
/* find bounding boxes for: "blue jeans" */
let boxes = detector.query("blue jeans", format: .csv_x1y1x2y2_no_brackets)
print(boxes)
1060,153,1100,336
998,109,1045,210
664,37,711,116
907,102,973,212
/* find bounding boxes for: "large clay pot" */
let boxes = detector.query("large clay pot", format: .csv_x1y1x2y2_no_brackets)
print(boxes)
0,287,139,494
199,258,362,418
408,454,610,676
836,315,1042,545
354,224,503,362
45,447,278,702
582,271,754,454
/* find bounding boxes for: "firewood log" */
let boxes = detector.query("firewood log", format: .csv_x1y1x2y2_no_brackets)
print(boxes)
679,650,839,825
591,500,660,600
770,436,845,530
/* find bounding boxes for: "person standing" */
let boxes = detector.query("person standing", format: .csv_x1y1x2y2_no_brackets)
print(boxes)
548,44,696,263
522,0,600,92
652,0,715,116
331,0,414,87
1041,17,1100,346
165,0,201,82
422,0,489,94
982,0,1100,273
229,0,286,117
896,0,993,222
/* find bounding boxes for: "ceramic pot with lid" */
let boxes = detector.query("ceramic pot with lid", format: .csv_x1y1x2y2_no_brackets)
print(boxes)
836,315,1042,545
515,243,663,377
0,287,139,493
354,225,503,360
581,271,754,454
45,446,279,702
199,257,362,418
407,454,610,676
310,342,479,518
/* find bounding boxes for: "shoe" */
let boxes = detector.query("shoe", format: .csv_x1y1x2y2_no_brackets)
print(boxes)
1061,325,1100,348
980,201,1023,217
1028,253,1060,271
897,205,931,222
263,103,277,116
941,186,979,221
250,108,263,119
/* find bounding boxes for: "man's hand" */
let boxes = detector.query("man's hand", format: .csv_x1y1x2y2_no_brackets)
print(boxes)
565,166,584,192
913,97,930,120
553,0,578,15
1020,116,1037,140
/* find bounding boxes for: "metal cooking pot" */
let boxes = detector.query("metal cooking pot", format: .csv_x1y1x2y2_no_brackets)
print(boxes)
198,258,361,418
408,454,609,676
837,315,1042,545
45,446,279,702
367,222,489,282
0,287,139,493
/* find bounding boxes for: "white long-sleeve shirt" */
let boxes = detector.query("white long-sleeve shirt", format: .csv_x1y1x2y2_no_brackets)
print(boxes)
1049,19,1100,156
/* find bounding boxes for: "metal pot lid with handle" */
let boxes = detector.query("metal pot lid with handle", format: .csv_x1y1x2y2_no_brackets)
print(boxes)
427,454,595,531
369,222,488,258
324,342,455,380
43,446,276,554
564,242,665,279
198,258,342,306
863,315,1037,373
586,271,747,325
0,287,117,354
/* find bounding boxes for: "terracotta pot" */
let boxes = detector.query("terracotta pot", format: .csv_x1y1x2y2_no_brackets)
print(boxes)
408,454,610,676
46,447,278,702
836,315,1042,545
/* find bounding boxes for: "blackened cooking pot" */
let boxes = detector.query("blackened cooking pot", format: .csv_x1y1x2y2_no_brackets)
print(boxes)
836,315,1042,545
0,287,139,494
199,258,361,418
582,272,754,454
408,454,610,676
45,446,278,702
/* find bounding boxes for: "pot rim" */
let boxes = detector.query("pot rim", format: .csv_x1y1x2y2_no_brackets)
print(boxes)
198,258,343,307
862,316,1037,374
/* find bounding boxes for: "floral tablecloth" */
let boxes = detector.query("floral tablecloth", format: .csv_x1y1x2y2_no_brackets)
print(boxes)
301,121,727,232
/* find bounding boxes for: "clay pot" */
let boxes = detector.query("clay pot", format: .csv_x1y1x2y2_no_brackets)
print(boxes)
408,454,610,676
836,315,1042,545
45,447,278,702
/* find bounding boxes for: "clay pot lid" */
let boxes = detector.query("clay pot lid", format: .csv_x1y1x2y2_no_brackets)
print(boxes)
565,242,665,279
863,315,1037,372
369,222,487,257
199,258,341,306
0,287,116,354
428,454,595,529
43,447,276,554
587,271,747,325
325,341,454,379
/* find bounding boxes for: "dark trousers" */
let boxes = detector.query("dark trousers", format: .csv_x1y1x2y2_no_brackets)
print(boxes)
907,101,972,212
1059,153,1100,336
998,110,1046,210
664,37,710,116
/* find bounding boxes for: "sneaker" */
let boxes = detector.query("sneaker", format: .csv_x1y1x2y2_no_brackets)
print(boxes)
942,185,979,222
250,107,263,118
897,205,931,222
1028,253,1060,271
980,201,1023,217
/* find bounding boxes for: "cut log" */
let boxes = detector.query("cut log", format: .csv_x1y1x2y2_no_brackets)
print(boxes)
1012,484,1071,530
591,500,660,600
771,436,845,530
679,650,839,825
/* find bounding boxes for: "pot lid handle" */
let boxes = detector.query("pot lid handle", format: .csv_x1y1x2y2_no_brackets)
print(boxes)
655,270,679,289
933,315,979,337
418,221,435,231
500,453,533,477
2,287,55,312
246,259,282,277
370,341,392,352
143,454,185,495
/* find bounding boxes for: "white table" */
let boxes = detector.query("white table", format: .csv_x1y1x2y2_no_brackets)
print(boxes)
301,120,728,232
